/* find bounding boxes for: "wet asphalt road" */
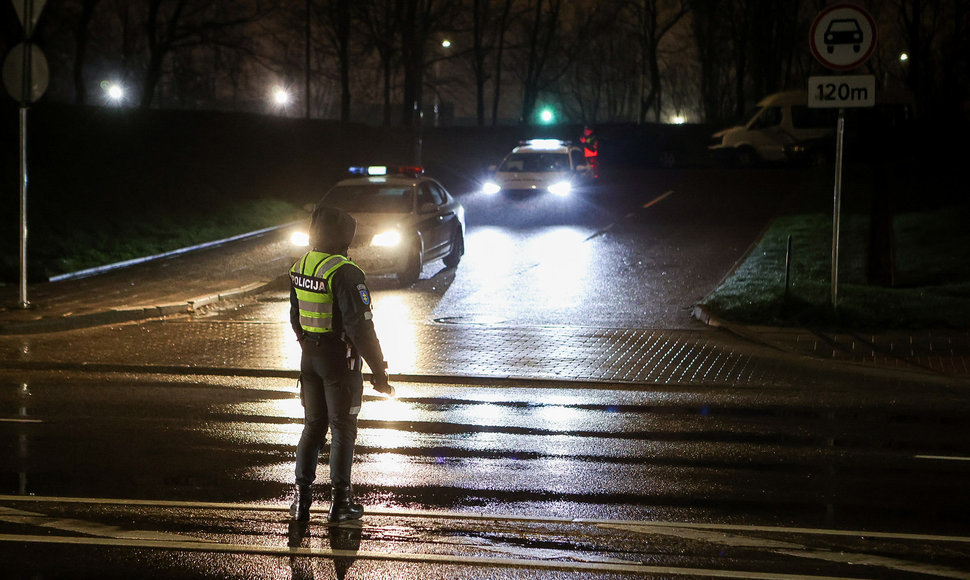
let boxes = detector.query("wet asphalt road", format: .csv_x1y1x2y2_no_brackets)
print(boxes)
2,367,970,579
2,166,970,578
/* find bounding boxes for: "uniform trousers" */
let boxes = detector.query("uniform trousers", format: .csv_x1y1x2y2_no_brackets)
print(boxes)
294,338,364,488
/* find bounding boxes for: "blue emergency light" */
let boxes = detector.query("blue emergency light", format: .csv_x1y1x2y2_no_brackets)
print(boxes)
348,165,424,176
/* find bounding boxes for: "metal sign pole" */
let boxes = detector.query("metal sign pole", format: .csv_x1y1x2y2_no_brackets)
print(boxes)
18,5,32,308
830,108,845,309
7,0,49,309
19,105,29,308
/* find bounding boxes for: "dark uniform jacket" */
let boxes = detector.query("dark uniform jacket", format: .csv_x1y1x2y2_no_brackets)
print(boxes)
289,258,385,375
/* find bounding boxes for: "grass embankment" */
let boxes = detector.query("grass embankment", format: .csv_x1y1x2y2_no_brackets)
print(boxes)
2,196,306,282
42,198,305,277
700,206,970,330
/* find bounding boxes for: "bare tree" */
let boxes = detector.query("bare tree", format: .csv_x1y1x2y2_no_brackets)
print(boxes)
890,0,968,118
71,0,103,104
625,0,687,123
515,0,562,124
313,0,353,121
691,0,733,124
465,0,516,126
357,0,404,126
559,0,636,123
140,0,269,109
746,0,807,97
398,0,456,126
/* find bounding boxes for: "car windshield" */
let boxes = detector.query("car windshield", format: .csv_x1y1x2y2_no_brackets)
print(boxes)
500,153,570,172
322,184,413,213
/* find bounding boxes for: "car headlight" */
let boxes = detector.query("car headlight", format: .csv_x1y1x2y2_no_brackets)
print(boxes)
290,231,310,247
371,230,402,247
548,181,571,196
483,181,501,195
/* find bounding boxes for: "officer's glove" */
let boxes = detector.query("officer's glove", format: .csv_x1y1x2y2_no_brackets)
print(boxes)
370,365,395,397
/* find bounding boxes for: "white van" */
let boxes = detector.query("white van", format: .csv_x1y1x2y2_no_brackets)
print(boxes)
709,90,836,165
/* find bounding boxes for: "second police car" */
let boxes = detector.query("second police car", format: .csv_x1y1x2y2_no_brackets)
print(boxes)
292,166,465,286
482,139,593,198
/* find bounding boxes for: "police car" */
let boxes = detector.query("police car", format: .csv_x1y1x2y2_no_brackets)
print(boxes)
291,166,465,286
482,139,592,197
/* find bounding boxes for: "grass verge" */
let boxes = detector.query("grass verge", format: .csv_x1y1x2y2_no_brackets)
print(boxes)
700,205,970,330
1,198,305,282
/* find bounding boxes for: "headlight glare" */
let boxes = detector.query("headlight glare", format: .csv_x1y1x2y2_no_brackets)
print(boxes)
290,231,310,247
372,230,402,247
483,181,501,195
548,181,571,196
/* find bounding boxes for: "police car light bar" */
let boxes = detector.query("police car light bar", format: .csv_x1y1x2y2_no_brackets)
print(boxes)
521,139,565,149
348,165,424,176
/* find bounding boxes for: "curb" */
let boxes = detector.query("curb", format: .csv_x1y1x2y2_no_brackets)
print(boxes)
0,360,730,392
0,279,279,335
692,304,968,382
48,221,303,283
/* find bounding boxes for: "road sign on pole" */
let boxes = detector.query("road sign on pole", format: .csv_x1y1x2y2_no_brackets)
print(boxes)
809,75,876,108
810,4,877,71
7,0,49,309
809,4,878,310
11,0,47,38
2,42,49,105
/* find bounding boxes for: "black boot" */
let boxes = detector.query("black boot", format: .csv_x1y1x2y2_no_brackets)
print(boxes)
289,484,312,521
328,484,363,523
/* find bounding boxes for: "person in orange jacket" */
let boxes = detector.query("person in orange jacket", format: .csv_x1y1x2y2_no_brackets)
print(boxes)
580,125,600,179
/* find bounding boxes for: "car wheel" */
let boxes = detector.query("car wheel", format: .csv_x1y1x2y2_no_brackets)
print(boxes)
443,228,464,268
397,241,422,286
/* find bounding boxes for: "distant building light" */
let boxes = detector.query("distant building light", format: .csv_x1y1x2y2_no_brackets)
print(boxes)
671,115,686,125
899,52,909,63
441,39,452,48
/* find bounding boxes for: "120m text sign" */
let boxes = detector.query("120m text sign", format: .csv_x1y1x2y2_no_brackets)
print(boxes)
808,75,875,108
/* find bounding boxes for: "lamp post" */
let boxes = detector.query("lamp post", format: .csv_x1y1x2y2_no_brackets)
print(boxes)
433,38,451,127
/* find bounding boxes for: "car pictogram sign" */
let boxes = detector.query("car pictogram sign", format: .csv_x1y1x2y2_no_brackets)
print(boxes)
810,4,877,71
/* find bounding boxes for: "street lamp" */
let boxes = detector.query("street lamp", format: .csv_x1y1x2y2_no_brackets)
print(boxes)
101,80,125,104
272,86,291,108
270,85,293,112
433,39,452,127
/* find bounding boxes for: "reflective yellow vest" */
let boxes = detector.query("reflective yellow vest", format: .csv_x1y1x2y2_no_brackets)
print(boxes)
290,251,354,335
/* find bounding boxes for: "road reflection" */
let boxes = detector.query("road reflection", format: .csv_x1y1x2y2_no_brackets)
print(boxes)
263,222,602,375
370,294,417,373
455,226,596,314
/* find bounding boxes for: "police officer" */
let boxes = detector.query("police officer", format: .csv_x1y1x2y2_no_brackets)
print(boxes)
289,205,392,523
580,125,600,179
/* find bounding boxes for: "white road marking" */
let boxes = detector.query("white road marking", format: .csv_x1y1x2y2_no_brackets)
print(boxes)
0,532,865,579
1,494,968,545
606,523,970,580
0,505,210,543
642,190,675,208
915,454,970,462
0,418,42,423
586,190,677,242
